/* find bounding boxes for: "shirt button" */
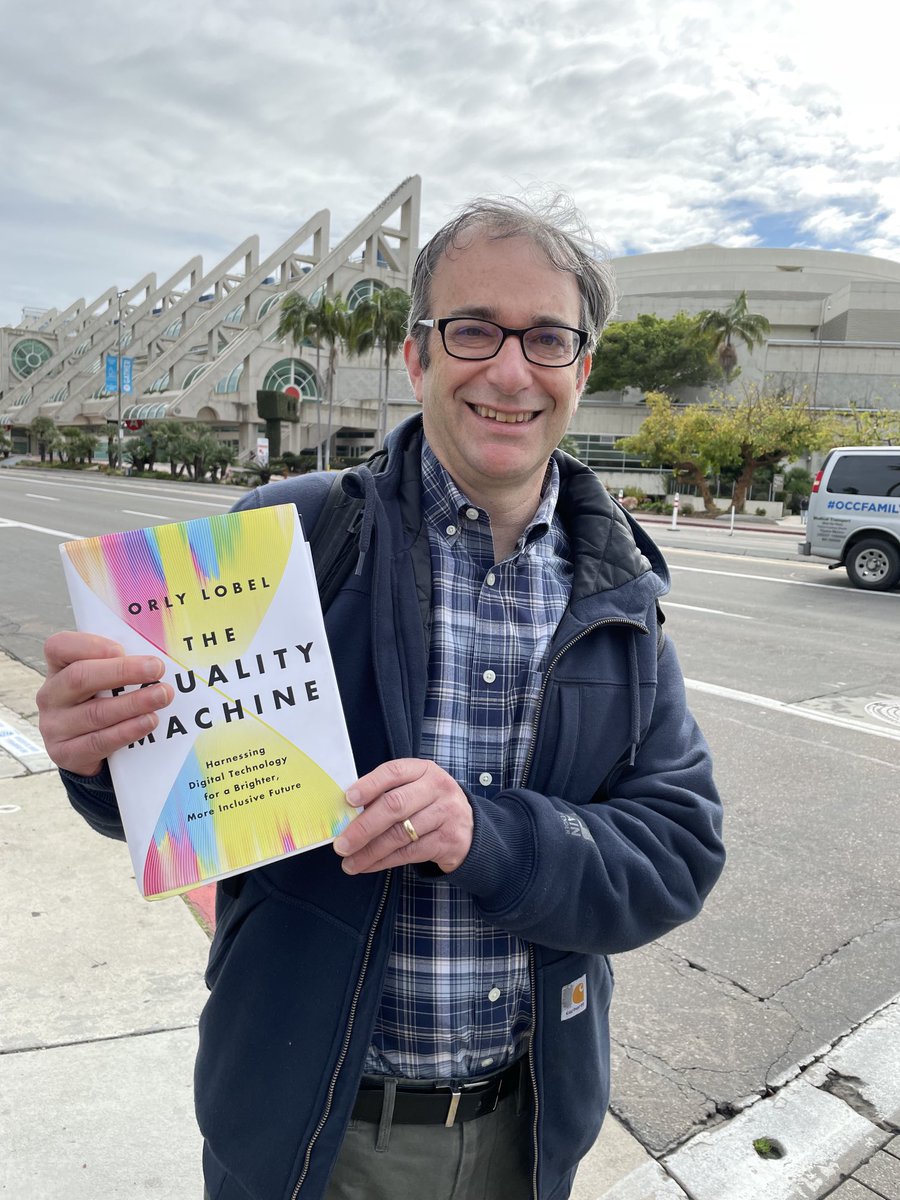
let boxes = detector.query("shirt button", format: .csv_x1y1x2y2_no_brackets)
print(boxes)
446,524,457,536
488,987,501,1002
486,572,496,586
481,1056,495,1067
482,669,496,683
479,771,493,786
465,507,479,521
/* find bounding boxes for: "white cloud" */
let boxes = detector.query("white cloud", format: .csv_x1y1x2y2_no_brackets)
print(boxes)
2,0,900,324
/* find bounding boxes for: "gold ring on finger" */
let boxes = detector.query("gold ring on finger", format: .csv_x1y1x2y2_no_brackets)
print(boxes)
402,818,419,843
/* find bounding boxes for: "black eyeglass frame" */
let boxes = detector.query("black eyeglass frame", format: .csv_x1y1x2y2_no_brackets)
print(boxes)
418,317,588,368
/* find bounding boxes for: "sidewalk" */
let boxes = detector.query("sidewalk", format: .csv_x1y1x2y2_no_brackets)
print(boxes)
1,651,898,1199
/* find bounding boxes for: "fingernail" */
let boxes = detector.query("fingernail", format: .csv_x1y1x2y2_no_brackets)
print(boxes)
333,837,348,855
345,787,360,807
143,658,163,680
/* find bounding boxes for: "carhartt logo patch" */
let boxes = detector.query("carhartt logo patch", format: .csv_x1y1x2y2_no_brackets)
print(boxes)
561,975,587,1021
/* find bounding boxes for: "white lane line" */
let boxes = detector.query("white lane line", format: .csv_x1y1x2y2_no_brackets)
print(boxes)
0,474,232,507
25,493,59,501
672,563,898,597
685,678,900,742
665,602,753,620
123,509,170,520
0,517,77,539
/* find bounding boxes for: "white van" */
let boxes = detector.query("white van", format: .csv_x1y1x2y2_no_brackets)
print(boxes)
799,446,900,590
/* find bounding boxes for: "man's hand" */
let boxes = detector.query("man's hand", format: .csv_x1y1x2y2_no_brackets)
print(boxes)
334,758,474,875
37,632,174,778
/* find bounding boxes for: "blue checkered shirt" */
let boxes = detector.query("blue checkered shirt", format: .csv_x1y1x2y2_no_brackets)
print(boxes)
363,439,573,1079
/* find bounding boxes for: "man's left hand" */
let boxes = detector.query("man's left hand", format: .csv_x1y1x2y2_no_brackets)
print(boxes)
334,759,473,875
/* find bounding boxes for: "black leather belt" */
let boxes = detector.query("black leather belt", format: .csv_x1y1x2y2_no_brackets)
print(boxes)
352,1059,523,1127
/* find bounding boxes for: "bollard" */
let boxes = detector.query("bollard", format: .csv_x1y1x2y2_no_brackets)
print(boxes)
671,493,680,530
729,505,736,536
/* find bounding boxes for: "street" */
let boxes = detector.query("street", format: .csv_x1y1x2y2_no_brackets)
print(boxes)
1,466,898,1157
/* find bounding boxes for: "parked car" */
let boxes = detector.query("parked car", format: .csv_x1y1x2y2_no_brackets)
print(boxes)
799,446,900,590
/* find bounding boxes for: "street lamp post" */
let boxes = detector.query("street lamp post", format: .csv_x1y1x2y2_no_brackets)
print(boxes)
116,291,125,472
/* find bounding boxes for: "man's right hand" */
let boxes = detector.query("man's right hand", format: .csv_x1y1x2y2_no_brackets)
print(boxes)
37,632,174,778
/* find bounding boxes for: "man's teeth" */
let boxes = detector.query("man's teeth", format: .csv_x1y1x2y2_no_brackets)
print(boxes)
472,406,535,423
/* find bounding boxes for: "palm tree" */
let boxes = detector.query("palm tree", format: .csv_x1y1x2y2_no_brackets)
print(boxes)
696,291,770,382
277,291,350,470
350,286,410,447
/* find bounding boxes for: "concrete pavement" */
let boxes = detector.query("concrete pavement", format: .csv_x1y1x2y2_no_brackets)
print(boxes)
1,649,898,1199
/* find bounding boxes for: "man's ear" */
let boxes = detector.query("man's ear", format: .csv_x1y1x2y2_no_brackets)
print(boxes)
574,351,592,407
404,335,425,406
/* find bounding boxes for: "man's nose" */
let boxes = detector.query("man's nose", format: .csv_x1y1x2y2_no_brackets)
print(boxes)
483,333,534,390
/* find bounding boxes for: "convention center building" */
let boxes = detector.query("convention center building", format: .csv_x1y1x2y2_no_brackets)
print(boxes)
3,174,900,477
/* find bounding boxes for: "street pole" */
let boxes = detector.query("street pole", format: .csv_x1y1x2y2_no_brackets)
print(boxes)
116,291,124,472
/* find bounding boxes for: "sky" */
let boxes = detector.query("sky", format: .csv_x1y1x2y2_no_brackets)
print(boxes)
2,0,899,326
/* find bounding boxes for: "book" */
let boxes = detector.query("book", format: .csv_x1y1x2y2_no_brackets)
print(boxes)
59,503,358,900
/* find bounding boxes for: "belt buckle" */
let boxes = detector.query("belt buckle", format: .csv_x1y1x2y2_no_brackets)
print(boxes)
444,1088,461,1128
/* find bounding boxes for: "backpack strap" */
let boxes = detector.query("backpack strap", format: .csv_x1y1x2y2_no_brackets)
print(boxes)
308,450,388,612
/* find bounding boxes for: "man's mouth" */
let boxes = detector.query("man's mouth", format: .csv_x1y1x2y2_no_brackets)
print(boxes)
470,404,537,424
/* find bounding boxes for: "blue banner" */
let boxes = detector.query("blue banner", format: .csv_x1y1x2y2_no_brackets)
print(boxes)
105,354,118,392
121,356,133,394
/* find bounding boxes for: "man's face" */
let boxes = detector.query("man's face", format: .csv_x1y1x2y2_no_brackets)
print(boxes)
404,232,591,505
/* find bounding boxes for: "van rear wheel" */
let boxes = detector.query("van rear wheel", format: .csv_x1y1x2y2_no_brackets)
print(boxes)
845,538,900,591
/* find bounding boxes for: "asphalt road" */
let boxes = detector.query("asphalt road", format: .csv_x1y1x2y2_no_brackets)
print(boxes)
1,465,898,1155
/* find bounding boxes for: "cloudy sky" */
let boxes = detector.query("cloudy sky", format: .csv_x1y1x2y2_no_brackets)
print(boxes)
2,0,897,326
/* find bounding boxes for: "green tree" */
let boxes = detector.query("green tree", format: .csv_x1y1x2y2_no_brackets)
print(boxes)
830,404,900,446
696,291,771,381
277,291,351,470
349,286,411,445
59,428,99,465
722,388,829,512
29,415,57,462
618,389,832,514
587,313,717,394
0,428,12,458
616,393,735,515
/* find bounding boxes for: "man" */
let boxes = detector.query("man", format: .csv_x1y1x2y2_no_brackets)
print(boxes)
38,196,724,1200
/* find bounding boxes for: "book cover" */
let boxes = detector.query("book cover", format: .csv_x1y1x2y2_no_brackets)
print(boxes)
59,503,357,900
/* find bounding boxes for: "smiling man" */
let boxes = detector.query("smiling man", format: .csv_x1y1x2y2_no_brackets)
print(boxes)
40,195,724,1200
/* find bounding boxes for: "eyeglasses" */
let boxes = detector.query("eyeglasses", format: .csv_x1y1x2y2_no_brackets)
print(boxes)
418,317,588,367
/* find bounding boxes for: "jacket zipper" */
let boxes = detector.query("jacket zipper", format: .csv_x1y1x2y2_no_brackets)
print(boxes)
527,946,540,1200
520,615,646,1198
290,870,393,1199
520,617,648,789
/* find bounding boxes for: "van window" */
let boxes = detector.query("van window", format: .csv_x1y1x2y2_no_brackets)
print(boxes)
826,454,900,498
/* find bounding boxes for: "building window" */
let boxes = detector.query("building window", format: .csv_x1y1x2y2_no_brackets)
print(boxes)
262,358,320,399
182,364,211,389
346,278,385,311
214,363,244,393
11,338,52,379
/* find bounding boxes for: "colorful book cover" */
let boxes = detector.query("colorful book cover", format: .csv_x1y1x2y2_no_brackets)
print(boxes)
59,503,357,900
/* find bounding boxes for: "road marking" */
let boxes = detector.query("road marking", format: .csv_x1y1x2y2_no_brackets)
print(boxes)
123,509,170,520
685,678,900,742
665,602,753,620
25,493,59,501
0,517,77,539
672,562,898,597
0,473,232,507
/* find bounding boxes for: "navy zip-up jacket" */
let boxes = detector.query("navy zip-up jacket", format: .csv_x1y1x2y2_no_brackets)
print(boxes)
62,414,724,1200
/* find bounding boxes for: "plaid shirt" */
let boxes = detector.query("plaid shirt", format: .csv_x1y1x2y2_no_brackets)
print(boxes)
364,439,573,1079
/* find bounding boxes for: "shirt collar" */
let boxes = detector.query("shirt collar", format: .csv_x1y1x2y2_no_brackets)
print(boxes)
420,437,561,552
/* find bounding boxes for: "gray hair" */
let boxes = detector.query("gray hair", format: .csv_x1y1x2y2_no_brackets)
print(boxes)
407,192,617,368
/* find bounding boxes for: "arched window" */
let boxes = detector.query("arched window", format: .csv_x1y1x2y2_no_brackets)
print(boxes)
257,292,286,320
182,364,211,389
262,359,320,399
163,317,184,338
346,279,385,311
11,339,52,378
224,301,246,325
214,363,244,393
149,372,171,394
